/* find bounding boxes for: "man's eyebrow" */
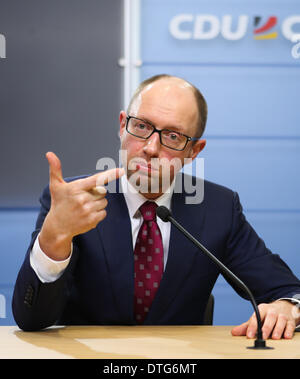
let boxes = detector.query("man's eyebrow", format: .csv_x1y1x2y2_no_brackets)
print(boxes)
137,115,182,132
135,115,155,125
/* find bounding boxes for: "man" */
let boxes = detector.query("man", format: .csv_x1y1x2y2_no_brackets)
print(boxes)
13,74,300,340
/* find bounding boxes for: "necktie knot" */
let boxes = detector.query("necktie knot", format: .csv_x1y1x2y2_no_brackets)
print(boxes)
139,201,157,222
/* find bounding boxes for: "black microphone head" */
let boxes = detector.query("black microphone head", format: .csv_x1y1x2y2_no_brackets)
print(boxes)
156,206,172,222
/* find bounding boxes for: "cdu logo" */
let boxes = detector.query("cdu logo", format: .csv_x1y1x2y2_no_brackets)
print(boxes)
253,16,278,40
0,32,6,58
170,14,300,42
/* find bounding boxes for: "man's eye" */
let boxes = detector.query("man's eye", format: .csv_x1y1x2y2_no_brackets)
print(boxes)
137,123,147,130
165,132,179,140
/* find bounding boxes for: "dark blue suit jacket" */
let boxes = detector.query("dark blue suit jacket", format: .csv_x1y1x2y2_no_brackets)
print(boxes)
12,176,300,331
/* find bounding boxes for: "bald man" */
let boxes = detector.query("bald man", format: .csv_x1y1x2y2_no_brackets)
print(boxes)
13,75,300,340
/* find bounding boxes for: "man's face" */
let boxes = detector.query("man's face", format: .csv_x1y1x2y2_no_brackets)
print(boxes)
119,78,206,199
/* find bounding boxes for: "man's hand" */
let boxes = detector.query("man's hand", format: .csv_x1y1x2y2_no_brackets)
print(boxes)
231,300,300,340
39,152,124,261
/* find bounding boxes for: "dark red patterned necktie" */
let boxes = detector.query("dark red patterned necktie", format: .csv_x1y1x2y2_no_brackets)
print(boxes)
134,201,164,324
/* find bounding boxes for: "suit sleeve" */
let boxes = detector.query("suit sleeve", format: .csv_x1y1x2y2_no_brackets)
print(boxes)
12,185,78,331
222,191,300,304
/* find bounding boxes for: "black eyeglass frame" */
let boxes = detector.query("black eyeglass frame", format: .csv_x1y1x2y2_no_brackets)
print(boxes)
125,115,200,151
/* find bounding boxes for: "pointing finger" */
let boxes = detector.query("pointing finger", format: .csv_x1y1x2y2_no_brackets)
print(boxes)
76,167,125,191
96,167,125,187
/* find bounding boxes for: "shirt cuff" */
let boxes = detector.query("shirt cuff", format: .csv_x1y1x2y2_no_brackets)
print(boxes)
30,233,72,283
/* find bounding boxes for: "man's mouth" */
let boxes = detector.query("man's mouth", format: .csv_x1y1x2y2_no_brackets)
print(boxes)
129,158,160,174
136,163,158,173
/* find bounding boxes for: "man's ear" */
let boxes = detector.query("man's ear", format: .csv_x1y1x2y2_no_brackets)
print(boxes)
189,139,206,161
119,111,127,138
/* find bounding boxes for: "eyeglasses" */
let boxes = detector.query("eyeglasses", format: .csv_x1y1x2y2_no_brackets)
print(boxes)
125,115,200,151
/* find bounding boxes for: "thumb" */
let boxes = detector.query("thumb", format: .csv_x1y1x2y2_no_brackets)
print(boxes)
46,151,64,185
231,321,249,337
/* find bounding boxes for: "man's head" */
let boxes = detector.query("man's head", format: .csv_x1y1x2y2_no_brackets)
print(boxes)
119,74,207,199
127,74,208,138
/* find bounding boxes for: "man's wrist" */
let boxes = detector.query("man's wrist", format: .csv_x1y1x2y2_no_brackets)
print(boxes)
39,219,73,261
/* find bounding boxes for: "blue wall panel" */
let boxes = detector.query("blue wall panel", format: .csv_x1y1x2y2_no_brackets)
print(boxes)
141,65,300,137
0,210,37,282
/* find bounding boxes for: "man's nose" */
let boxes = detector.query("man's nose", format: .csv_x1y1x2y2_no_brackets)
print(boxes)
143,132,161,156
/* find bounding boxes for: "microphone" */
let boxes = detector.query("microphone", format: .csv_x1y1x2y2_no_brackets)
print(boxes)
156,205,273,350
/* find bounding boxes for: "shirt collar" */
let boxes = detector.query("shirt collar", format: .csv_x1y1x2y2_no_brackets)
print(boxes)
120,174,174,219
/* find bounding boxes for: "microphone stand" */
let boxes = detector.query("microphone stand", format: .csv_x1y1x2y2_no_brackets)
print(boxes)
156,206,273,350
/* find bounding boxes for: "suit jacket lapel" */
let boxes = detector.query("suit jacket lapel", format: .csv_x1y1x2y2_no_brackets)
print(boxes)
145,189,206,324
97,183,135,324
